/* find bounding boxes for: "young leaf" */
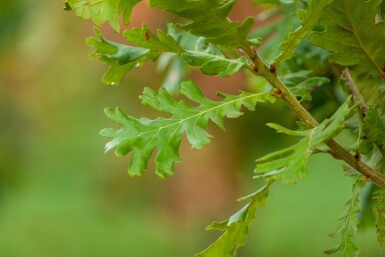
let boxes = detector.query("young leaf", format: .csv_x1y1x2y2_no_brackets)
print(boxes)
101,81,276,177
309,0,385,84
88,26,250,85
195,181,274,257
324,179,364,257
373,186,385,252
66,0,141,32
149,0,255,48
255,100,354,184
274,0,335,64
86,28,158,85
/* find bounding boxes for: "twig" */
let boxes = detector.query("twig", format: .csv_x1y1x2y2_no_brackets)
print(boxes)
243,47,385,186
341,68,368,117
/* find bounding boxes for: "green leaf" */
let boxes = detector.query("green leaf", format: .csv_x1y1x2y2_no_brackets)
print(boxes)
123,24,184,53
309,0,385,87
373,186,385,252
195,181,274,257
281,70,330,101
274,0,335,64
88,26,250,85
182,38,250,77
324,179,364,257
247,4,300,62
149,0,254,47
255,99,354,184
66,0,141,32
101,81,276,177
86,28,157,85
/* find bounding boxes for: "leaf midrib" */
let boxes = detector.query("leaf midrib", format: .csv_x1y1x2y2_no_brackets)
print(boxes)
342,2,385,78
136,92,268,139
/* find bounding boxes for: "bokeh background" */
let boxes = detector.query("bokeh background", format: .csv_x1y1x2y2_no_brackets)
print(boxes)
0,1,382,256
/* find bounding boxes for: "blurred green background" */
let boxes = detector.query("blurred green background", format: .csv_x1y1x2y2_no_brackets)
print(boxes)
0,1,382,256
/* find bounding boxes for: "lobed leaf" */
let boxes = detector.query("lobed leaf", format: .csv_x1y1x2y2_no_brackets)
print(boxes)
324,179,364,257
87,25,251,85
255,99,354,184
195,181,274,257
101,81,275,177
310,0,385,75
149,0,255,48
274,0,335,64
66,0,141,32
309,0,385,106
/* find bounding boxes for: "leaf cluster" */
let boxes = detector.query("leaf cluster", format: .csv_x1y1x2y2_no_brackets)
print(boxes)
67,0,385,256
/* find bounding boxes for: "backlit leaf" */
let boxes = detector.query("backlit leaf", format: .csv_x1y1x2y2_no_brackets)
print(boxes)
101,81,275,177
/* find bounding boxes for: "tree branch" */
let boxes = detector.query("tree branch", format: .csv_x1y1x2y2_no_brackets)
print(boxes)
243,48,385,186
341,68,368,117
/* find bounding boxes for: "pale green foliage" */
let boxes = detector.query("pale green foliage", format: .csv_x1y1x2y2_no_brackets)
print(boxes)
255,100,354,184
87,25,250,85
324,180,364,257
195,181,273,257
65,0,140,32
101,81,275,177
275,0,335,64
373,187,385,252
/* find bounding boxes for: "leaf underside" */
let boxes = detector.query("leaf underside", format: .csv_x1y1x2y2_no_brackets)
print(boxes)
255,100,354,184
87,25,250,85
195,181,273,257
274,0,335,64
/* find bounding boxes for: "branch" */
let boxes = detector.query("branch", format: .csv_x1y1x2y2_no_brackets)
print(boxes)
243,47,385,187
341,68,368,117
